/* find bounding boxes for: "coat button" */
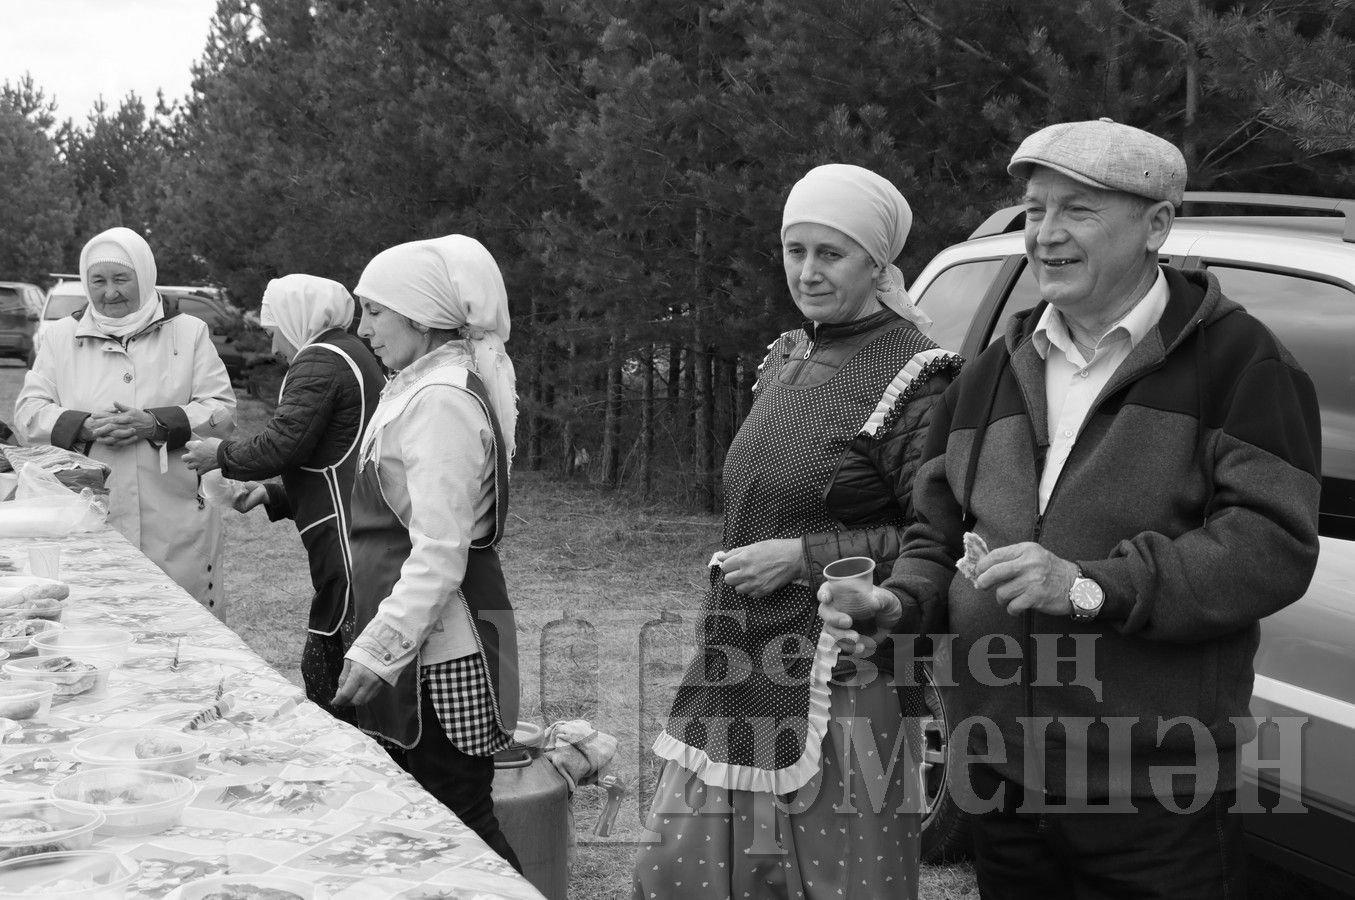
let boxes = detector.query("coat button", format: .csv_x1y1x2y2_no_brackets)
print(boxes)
383,652,393,662
401,640,412,649
123,373,133,383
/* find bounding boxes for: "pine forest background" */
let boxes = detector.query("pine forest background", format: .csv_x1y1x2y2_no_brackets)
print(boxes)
6,0,1355,509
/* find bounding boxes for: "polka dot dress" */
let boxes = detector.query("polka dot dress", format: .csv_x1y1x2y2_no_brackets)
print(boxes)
663,319,942,780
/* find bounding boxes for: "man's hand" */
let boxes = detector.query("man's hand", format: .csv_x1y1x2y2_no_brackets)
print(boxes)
974,542,1080,617
183,438,223,472
720,539,805,598
332,659,383,707
816,583,904,656
89,402,157,448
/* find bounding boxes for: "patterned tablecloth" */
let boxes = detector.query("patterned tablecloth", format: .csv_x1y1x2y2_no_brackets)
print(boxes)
0,529,545,900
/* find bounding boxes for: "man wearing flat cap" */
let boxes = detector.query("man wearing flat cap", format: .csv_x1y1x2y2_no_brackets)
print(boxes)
819,119,1322,896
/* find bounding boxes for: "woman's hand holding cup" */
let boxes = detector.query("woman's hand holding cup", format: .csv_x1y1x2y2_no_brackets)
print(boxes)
817,556,902,656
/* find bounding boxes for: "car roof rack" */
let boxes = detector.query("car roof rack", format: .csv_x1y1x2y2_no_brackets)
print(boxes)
47,272,80,282
968,191,1355,242
1180,192,1355,243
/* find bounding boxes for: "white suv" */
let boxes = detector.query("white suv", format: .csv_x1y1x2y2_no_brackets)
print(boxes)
908,193,1355,891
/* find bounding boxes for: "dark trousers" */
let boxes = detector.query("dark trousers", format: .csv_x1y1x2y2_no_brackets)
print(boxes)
969,767,1245,900
301,631,355,726
386,688,522,873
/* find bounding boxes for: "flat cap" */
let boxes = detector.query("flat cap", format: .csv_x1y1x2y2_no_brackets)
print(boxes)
1008,118,1187,205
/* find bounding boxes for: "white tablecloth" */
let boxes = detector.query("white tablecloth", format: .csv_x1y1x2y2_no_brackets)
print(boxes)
0,529,546,900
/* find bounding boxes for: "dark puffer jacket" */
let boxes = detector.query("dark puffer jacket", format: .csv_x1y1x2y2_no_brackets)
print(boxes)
758,309,964,590
217,328,385,634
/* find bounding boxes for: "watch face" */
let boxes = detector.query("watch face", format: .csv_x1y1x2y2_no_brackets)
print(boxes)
1071,578,1104,612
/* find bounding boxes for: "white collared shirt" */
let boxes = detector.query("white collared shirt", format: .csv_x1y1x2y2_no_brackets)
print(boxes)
1032,267,1169,513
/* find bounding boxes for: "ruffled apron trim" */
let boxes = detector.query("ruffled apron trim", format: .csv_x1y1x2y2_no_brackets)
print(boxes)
650,627,844,795
858,348,963,439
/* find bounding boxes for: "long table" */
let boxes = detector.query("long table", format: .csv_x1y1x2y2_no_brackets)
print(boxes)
0,529,546,900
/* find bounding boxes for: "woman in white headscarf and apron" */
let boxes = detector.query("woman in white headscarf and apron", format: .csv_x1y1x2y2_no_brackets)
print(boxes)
182,275,386,722
634,165,963,899
16,226,236,612
331,235,521,870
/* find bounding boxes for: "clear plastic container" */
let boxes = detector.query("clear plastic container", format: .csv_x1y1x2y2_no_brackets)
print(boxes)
0,619,63,656
72,729,206,777
0,577,67,623
0,681,56,721
0,850,137,899
166,874,322,900
50,768,195,837
2,655,115,699
0,799,106,864
31,628,133,661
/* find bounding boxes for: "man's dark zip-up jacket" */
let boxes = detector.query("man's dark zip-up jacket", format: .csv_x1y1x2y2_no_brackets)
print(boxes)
885,265,1321,800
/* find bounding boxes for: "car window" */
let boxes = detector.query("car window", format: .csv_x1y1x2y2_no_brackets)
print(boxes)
45,293,87,319
914,258,1005,352
988,260,1043,345
0,287,25,314
1204,265,1355,496
176,297,224,325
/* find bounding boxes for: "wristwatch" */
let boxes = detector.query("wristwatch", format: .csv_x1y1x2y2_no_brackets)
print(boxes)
1068,569,1104,621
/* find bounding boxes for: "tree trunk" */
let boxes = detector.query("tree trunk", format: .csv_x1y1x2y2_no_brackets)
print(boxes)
601,331,623,486
640,343,655,496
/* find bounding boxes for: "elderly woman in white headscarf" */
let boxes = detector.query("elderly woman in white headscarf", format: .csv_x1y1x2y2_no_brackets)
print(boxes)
331,235,521,871
15,226,235,611
182,275,385,722
634,165,964,899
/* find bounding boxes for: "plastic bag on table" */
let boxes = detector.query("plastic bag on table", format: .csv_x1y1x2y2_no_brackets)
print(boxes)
0,465,108,536
1,444,110,497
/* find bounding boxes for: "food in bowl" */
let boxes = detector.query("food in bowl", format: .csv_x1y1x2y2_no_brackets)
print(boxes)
0,578,69,622
2,655,112,699
136,736,183,758
170,874,318,899
0,681,56,720
30,627,133,660
51,768,195,836
0,800,105,863
0,619,61,655
26,657,98,696
73,729,205,777
0,849,137,898
201,885,306,899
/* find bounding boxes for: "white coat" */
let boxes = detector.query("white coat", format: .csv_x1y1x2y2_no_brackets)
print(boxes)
15,304,236,614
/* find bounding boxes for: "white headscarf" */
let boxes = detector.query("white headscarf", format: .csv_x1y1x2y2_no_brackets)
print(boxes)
355,234,517,456
781,164,931,328
79,226,164,338
259,274,354,356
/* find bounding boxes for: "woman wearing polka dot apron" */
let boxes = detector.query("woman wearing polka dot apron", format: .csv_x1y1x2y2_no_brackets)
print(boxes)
635,165,962,900
331,235,521,871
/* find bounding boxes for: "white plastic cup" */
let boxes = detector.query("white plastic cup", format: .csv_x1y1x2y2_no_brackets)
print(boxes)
822,556,877,626
27,543,60,580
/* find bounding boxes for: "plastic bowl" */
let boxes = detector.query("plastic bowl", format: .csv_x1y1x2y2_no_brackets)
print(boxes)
0,681,56,721
166,874,322,900
72,729,206,777
0,799,106,864
50,768,195,837
0,619,63,656
31,628,133,661
2,656,115,699
0,577,67,623
0,850,137,899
